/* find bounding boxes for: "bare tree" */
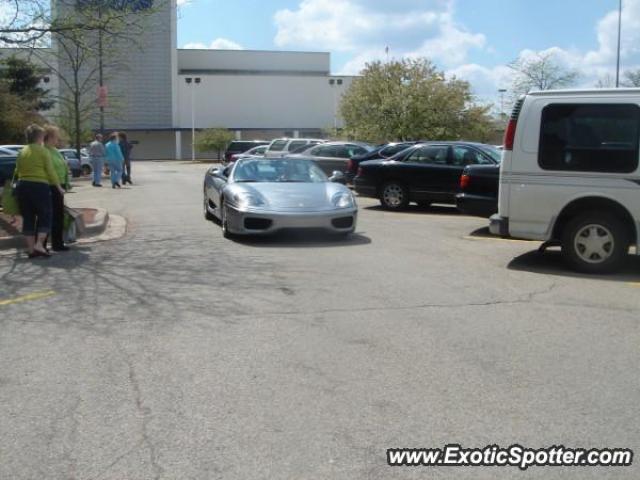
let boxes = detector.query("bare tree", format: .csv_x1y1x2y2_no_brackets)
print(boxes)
595,74,615,88
509,52,579,95
0,0,144,46
622,69,640,87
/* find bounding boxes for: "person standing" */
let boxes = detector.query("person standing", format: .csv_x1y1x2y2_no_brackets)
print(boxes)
14,124,63,258
88,133,106,187
119,132,133,185
43,125,71,252
105,132,124,189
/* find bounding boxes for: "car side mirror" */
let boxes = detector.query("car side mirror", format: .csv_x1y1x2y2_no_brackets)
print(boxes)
211,168,228,179
329,171,346,184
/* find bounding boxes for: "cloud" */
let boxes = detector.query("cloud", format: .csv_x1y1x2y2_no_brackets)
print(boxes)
274,0,484,73
182,38,244,50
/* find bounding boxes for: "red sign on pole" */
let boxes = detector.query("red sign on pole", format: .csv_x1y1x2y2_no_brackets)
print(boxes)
97,85,108,108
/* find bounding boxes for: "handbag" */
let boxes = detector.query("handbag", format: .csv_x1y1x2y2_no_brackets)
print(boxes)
1,177,20,215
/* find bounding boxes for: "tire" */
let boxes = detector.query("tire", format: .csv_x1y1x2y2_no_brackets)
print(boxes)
220,200,234,239
203,194,215,221
81,164,92,176
561,211,629,274
379,181,409,210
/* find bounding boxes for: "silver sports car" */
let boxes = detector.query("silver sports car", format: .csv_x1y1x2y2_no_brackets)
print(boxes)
203,158,358,238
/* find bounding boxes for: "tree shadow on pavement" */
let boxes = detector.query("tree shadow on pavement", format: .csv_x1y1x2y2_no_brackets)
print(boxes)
363,204,462,216
508,249,640,282
233,231,372,249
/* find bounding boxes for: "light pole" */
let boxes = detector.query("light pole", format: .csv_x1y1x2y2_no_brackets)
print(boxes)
498,88,507,118
615,0,622,87
185,77,201,162
329,78,343,132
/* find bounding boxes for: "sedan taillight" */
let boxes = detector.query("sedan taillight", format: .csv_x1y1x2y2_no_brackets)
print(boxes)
357,167,364,177
460,174,471,190
347,159,354,172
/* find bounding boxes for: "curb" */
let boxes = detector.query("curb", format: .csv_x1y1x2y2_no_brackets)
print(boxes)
0,207,113,252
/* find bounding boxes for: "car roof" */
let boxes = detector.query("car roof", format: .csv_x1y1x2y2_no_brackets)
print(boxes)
527,87,640,97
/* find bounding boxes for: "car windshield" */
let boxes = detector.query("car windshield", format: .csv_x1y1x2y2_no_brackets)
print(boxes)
232,159,328,183
477,145,502,163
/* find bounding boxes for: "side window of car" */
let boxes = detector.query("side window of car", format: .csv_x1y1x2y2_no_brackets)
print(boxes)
406,146,448,165
287,141,308,152
270,140,288,152
452,146,490,166
539,104,640,173
333,146,351,158
345,145,367,157
313,146,334,157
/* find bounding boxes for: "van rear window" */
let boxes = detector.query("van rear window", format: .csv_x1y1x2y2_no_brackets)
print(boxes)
539,104,640,173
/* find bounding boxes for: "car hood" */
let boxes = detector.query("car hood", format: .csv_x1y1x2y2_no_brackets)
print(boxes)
226,182,352,210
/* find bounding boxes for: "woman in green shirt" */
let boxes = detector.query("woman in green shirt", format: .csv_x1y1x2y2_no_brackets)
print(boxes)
44,125,70,252
15,124,64,258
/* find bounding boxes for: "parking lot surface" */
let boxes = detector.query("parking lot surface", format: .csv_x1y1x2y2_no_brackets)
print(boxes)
1,161,638,479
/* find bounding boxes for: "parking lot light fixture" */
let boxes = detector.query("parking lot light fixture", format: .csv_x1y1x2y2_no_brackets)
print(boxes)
185,77,201,162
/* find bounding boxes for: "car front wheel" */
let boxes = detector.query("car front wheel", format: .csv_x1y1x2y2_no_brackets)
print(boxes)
561,212,629,274
380,182,409,210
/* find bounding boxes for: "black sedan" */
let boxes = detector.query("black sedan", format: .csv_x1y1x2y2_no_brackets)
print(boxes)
345,141,418,181
455,163,500,218
354,142,500,209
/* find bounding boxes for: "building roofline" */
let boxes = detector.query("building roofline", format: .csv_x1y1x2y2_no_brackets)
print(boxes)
177,48,330,55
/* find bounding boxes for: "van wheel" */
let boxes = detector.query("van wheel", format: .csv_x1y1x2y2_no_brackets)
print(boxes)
380,182,409,210
561,212,629,274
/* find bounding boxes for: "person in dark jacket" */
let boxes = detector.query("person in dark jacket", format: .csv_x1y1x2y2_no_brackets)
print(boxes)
119,132,133,185
43,125,70,252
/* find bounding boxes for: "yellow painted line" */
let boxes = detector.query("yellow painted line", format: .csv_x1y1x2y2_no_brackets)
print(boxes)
0,290,56,306
462,235,539,244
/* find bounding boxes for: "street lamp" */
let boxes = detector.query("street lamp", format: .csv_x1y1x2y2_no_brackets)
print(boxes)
185,77,201,162
329,78,343,131
498,88,507,118
615,0,623,88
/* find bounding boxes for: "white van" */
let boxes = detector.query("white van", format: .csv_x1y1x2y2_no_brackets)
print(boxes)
264,138,324,158
490,89,640,273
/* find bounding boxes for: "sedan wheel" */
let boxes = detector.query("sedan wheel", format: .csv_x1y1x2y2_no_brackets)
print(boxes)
81,164,92,176
380,182,409,210
562,212,628,274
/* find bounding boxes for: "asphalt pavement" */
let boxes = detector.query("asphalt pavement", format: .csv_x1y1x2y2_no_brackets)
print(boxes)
0,161,638,479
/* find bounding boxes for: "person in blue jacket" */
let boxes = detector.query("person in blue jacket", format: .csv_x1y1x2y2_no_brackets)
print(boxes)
105,132,124,189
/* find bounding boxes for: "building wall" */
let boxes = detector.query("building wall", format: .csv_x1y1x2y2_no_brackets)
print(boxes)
53,0,176,130
176,74,353,131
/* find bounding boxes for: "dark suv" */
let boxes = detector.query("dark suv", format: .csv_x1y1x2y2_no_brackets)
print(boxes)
223,141,270,164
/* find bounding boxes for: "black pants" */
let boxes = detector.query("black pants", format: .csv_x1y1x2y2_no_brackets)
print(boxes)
49,187,65,249
16,181,51,236
122,158,131,183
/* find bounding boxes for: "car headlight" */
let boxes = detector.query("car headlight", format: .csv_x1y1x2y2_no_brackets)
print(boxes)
332,192,355,209
233,192,265,209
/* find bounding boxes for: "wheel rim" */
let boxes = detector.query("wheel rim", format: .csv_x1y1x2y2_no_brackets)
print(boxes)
383,184,404,207
574,224,614,264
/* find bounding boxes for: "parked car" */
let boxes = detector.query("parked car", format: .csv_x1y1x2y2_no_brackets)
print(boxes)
203,157,356,238
223,140,270,164
490,89,640,273
0,155,17,201
354,142,500,209
0,145,23,155
59,149,91,177
287,141,374,176
264,138,325,158
228,144,268,164
346,142,418,181
455,163,500,217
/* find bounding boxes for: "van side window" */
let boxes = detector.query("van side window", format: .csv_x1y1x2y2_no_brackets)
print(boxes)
270,140,288,152
539,104,640,173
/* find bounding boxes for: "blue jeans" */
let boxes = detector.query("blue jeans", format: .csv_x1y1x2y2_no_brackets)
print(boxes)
109,160,123,186
90,157,104,185
16,181,52,235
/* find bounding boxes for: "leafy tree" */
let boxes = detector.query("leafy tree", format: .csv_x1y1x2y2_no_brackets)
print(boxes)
0,83,42,143
340,58,495,143
509,52,579,95
0,56,53,111
622,69,640,87
196,128,235,160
